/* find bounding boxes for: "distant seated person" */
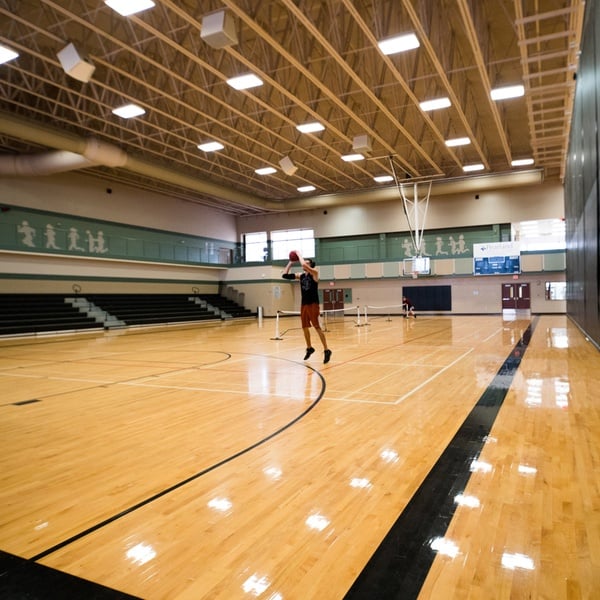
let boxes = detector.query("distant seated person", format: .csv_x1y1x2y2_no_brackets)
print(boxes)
402,296,416,318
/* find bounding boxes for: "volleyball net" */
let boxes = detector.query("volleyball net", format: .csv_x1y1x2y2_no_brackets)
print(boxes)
271,305,361,340
363,303,407,323
271,304,410,339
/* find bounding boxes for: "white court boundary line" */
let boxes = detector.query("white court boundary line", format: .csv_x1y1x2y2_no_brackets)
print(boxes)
482,327,503,343
327,347,475,405
4,343,481,406
1,353,319,400
1,370,310,400
392,347,474,404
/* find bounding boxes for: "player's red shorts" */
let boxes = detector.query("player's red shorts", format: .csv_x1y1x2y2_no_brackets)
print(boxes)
301,303,321,329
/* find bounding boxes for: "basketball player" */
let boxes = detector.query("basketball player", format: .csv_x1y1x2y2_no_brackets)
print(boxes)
403,296,416,318
282,252,332,364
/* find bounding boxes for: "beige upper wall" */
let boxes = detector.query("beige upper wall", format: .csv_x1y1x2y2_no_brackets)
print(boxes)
1,172,565,247
237,181,565,238
0,171,238,241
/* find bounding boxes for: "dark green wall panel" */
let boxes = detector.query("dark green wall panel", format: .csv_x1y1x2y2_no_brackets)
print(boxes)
0,204,235,266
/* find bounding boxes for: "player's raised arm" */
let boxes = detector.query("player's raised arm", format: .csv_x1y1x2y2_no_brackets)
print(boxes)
282,252,297,280
299,254,319,281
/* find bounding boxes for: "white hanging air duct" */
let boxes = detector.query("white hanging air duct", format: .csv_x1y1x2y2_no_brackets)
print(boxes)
0,150,96,176
0,111,544,212
0,138,128,176
0,111,272,210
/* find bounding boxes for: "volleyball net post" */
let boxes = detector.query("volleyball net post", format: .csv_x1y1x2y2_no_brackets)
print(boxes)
355,305,363,327
270,310,284,340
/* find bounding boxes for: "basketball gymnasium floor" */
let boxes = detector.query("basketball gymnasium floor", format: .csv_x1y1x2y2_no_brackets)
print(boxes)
0,313,598,599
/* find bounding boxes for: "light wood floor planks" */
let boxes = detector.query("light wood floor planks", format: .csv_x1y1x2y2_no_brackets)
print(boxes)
0,314,598,599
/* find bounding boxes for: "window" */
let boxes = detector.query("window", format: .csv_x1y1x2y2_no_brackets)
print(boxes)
512,219,565,251
271,228,315,260
545,282,566,301
243,231,268,262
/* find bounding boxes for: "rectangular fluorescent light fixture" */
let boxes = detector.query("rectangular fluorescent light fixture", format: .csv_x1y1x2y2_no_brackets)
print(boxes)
296,122,325,134
374,175,394,183
104,0,155,16
0,44,19,64
255,167,277,175
226,73,263,90
419,97,451,111
112,103,145,118
491,84,525,100
463,163,485,172
298,185,316,193
445,137,471,147
341,153,364,162
197,141,224,152
511,158,535,166
378,33,420,55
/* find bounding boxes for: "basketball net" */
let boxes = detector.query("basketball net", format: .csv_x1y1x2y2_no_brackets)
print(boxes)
388,157,432,272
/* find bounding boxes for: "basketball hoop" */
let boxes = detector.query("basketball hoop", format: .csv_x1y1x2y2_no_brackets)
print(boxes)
388,157,434,259
402,256,430,277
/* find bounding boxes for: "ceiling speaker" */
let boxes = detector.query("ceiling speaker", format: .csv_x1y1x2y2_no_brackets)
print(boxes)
352,134,372,154
56,43,95,83
201,10,238,49
279,156,298,176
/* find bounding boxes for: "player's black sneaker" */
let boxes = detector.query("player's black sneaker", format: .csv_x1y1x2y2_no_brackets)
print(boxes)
304,347,315,360
324,349,332,364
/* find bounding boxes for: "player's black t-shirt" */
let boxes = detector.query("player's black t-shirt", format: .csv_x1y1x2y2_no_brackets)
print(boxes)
300,272,319,305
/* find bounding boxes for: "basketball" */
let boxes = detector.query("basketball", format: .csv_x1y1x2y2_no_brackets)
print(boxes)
289,250,299,261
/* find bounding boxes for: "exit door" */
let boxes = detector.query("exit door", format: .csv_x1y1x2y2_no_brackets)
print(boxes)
502,283,531,310
323,288,344,311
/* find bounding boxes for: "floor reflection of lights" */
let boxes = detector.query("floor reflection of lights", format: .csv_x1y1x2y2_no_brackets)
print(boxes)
501,552,535,571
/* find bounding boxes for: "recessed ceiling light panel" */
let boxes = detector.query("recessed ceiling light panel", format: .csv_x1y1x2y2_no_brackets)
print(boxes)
104,0,155,16
197,141,224,152
296,122,325,134
463,163,485,172
511,158,535,166
378,33,420,55
0,44,19,64
374,175,394,183
255,167,277,175
297,185,316,193
226,73,263,90
445,137,471,147
112,103,146,118
419,97,451,111
491,85,525,100
341,154,364,162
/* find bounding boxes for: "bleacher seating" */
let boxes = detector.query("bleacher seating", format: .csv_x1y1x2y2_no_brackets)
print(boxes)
0,293,256,337
201,294,256,319
0,294,102,336
85,294,220,326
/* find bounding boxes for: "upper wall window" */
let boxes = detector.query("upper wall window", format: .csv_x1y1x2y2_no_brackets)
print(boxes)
512,218,565,251
243,231,267,262
271,228,315,260
545,281,567,301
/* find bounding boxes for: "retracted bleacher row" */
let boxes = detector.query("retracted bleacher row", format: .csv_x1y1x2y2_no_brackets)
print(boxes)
0,294,256,337
0,295,101,336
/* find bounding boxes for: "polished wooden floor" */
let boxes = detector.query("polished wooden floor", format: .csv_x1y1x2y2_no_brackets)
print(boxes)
1,314,599,599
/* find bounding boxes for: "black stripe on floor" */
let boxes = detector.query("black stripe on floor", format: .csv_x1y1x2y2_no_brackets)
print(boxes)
12,399,41,406
344,319,536,599
1,357,326,598
0,550,141,599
